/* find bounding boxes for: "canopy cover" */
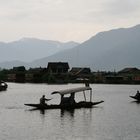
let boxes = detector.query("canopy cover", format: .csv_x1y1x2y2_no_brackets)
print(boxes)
51,86,92,95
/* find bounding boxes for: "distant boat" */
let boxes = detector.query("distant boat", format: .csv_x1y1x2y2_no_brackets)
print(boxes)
25,86,104,110
129,95,140,102
0,81,8,91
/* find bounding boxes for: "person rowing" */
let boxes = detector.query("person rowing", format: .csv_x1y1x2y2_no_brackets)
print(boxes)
40,95,51,106
135,90,140,98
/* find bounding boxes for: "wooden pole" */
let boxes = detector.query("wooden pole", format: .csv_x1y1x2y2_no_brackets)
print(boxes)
83,91,86,101
90,89,92,102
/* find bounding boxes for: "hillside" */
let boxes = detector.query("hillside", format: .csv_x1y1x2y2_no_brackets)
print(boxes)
0,38,79,62
30,24,140,71
0,24,140,71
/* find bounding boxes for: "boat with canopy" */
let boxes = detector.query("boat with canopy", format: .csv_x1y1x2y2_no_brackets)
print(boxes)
24,85,104,110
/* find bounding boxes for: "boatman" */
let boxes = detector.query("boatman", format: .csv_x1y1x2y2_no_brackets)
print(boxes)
135,90,140,98
40,95,51,105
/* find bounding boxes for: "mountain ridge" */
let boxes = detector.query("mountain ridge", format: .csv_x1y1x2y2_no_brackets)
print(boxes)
0,37,79,63
0,24,140,71
29,24,140,71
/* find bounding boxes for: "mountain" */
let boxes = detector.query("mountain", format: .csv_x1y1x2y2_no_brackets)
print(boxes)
0,38,79,62
0,60,28,69
0,24,140,71
29,24,140,71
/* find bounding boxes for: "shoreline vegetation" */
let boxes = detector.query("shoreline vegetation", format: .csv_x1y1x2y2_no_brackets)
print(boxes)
0,62,140,84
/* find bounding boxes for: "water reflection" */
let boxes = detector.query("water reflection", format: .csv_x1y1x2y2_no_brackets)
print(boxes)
27,108,75,116
26,107,94,118
40,109,45,114
26,108,48,114
60,109,75,117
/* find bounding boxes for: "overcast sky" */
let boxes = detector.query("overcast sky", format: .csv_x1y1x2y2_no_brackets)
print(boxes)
0,0,140,43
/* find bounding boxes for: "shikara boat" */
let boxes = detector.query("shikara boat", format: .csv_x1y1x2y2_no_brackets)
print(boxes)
0,81,8,91
25,86,104,110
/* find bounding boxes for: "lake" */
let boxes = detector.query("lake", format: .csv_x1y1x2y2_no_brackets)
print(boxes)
0,83,140,140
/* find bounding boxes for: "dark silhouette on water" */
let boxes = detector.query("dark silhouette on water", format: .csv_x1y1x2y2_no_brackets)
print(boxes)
135,90,140,98
130,90,140,102
40,95,51,106
0,81,8,91
24,85,104,110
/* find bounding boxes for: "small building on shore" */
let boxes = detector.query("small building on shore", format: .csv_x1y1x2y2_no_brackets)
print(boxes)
47,62,69,74
69,67,91,82
118,67,140,84
46,62,70,83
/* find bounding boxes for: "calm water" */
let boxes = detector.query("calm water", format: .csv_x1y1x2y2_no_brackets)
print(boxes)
0,83,140,140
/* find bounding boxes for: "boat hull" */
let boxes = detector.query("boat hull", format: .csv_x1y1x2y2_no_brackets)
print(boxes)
24,101,104,110
0,82,8,91
130,96,140,102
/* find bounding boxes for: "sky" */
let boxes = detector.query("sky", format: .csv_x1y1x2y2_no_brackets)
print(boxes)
0,0,140,43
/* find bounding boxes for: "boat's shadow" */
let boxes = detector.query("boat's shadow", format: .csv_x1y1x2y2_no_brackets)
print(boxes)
26,108,48,114
130,100,140,104
26,105,103,117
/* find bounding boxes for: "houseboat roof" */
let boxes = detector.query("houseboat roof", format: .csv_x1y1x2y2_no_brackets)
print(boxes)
51,86,92,95
47,62,69,69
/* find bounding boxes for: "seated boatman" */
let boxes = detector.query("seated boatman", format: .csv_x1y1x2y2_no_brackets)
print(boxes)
69,92,76,105
135,90,140,98
40,95,51,106
60,95,70,106
60,92,76,106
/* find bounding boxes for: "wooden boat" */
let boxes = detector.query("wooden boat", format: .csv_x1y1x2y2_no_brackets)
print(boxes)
0,81,8,91
25,86,104,110
25,101,104,109
129,95,140,102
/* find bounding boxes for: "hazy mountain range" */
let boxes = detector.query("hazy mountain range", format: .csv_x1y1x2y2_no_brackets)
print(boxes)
0,24,140,71
0,38,79,62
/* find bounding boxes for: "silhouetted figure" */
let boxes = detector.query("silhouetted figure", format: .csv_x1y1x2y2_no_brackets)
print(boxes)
135,90,140,98
60,92,75,106
40,95,51,105
85,82,89,87
69,92,76,105
60,95,70,106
